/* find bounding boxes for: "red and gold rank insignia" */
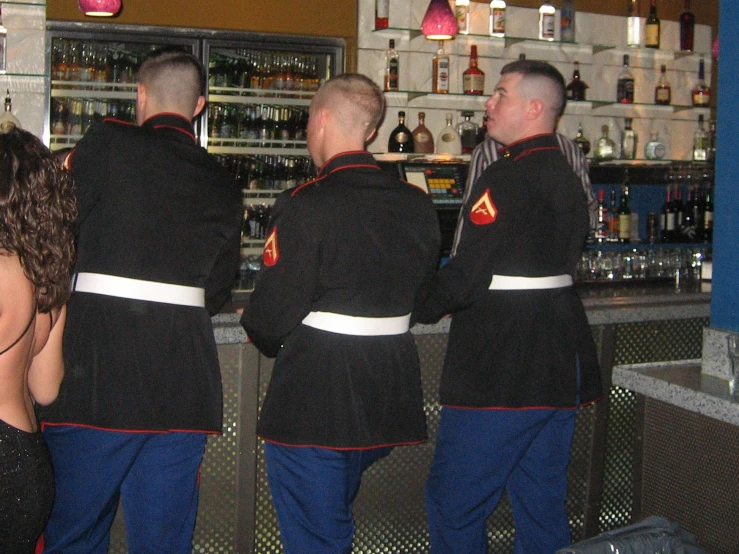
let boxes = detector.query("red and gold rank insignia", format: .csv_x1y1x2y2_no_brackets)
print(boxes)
469,189,498,225
263,227,279,266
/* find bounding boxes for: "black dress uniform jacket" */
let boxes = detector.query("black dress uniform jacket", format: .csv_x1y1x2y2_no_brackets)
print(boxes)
242,151,441,448
415,134,601,409
39,114,242,432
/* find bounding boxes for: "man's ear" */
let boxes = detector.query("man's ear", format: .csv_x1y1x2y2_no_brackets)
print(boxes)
193,96,206,119
525,98,544,120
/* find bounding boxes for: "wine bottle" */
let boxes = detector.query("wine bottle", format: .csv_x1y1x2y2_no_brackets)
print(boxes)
691,58,711,107
565,61,588,101
560,0,576,43
616,55,634,104
645,0,660,49
456,111,478,154
388,111,414,153
436,113,462,156
703,182,713,243
384,39,399,92
654,64,671,105
455,0,470,35
573,123,590,155
411,111,435,154
375,0,389,30
627,0,641,48
432,42,450,94
680,186,696,242
595,189,608,243
462,45,485,95
620,118,637,160
679,0,695,52
607,188,619,243
538,1,556,41
661,186,675,243
693,114,709,162
618,184,632,244
0,89,21,133
489,0,506,38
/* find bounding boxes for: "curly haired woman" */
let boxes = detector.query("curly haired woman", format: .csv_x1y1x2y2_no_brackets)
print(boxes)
0,128,76,552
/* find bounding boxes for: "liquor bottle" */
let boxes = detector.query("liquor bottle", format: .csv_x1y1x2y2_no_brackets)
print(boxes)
618,184,632,244
565,61,587,101
436,113,462,156
457,111,478,154
375,0,389,30
539,1,556,41
607,188,619,243
412,111,435,154
384,39,399,92
593,125,616,161
680,186,696,242
679,0,695,52
693,114,709,161
462,45,485,95
455,0,470,35
616,55,634,104
489,0,506,38
0,89,21,132
432,42,450,94
475,115,488,146
573,123,590,155
654,64,671,105
620,118,637,160
645,0,660,49
691,58,710,107
644,132,666,160
692,183,705,243
388,111,414,153
627,0,641,48
703,182,713,243
0,5,7,75
661,186,675,243
560,0,576,43
595,189,608,243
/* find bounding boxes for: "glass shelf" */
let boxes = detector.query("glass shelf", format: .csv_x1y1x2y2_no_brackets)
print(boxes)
586,242,711,252
0,1,47,6
0,72,46,78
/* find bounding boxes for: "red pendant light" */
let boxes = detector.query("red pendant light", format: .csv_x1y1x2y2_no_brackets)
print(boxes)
421,0,458,41
78,0,122,17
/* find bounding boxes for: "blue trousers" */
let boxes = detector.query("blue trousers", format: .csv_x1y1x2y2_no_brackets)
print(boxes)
42,425,207,554
264,442,392,554
426,407,576,554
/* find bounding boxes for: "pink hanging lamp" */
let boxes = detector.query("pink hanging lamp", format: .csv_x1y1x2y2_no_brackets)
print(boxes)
78,0,122,17
421,0,458,40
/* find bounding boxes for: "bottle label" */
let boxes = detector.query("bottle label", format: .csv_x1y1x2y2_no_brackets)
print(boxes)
692,92,710,106
388,58,399,90
655,88,670,103
463,74,485,94
541,14,555,39
434,59,449,92
376,0,389,19
455,5,469,34
617,78,634,103
619,215,631,239
491,8,506,35
645,24,659,47
395,131,409,143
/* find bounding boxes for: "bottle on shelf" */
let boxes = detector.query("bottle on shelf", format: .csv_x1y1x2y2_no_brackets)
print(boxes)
432,42,450,94
692,184,705,243
475,115,488,146
693,114,709,162
679,0,695,52
455,0,470,35
573,123,590,155
660,186,675,243
0,5,7,75
462,45,485,95
618,182,632,244
384,39,399,92
680,185,696,242
654,64,671,105
620,118,637,160
436,112,462,156
565,61,588,101
607,188,619,243
645,132,666,160
0,90,21,133
457,111,478,154
538,1,556,41
375,0,389,30
691,58,711,107
560,0,576,43
645,0,660,49
489,0,506,38
627,0,641,48
616,55,634,104
388,111,414,153
594,125,616,161
595,189,608,243
708,119,717,162
703,180,713,243
412,111,435,154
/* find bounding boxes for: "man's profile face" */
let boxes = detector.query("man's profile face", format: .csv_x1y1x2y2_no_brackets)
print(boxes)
484,72,526,146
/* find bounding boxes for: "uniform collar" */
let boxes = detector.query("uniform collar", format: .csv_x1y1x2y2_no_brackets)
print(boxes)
141,113,197,143
317,151,379,178
497,134,559,161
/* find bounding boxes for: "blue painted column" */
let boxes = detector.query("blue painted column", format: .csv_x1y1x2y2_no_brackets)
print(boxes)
711,0,739,332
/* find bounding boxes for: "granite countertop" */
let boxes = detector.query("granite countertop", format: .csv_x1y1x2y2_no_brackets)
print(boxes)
612,360,739,426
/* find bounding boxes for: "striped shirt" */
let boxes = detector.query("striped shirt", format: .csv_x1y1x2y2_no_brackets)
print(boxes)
451,133,598,256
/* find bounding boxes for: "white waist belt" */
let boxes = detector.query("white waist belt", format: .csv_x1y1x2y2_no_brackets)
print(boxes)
72,272,206,308
489,274,573,290
302,311,411,336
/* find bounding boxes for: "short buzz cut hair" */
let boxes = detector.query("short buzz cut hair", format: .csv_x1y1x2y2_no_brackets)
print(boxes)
313,73,386,140
500,59,567,117
137,47,205,113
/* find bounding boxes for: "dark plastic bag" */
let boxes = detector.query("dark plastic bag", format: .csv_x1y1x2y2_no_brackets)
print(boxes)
556,516,710,554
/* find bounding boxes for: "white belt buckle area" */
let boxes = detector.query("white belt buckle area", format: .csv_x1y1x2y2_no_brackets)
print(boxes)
73,272,206,308
488,274,573,290
301,311,411,336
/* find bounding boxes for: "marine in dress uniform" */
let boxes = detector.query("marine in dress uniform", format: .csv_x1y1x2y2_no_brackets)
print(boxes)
415,61,602,554
39,50,242,553
242,74,441,554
